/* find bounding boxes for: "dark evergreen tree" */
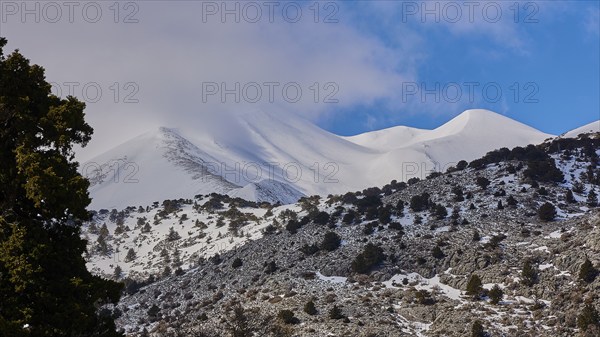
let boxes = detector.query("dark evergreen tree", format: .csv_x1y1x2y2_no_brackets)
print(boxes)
231,257,243,269
452,186,465,202
0,37,122,336
277,310,299,325
476,177,490,189
578,258,598,283
578,304,600,331
113,265,122,279
587,189,598,207
432,246,445,259
285,219,301,234
124,248,137,262
304,301,317,315
488,284,503,304
351,243,385,274
147,304,160,320
312,211,330,225
433,204,448,220
328,305,344,320
451,207,460,220
320,231,341,251
456,160,468,170
395,200,405,216
410,193,430,212
521,260,538,287
224,305,253,337
538,202,557,221
471,320,485,337
264,261,277,274
566,189,576,203
524,159,564,183
300,243,320,255
167,227,181,241
378,206,392,224
573,181,585,193
466,274,483,300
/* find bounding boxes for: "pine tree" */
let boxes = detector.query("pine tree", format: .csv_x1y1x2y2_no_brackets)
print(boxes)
566,189,576,203
277,309,299,324
304,301,317,315
538,202,556,221
521,260,539,287
328,305,344,320
231,257,243,269
0,37,122,335
471,320,485,337
451,207,460,220
147,304,160,320
452,186,464,201
579,258,598,283
351,243,385,274
113,265,123,279
578,304,600,331
433,204,448,219
497,200,504,210
225,305,253,337
432,246,445,259
573,180,585,193
320,231,341,251
488,284,503,305
99,223,110,237
476,176,490,189
587,189,598,207
96,233,110,255
466,274,483,300
167,227,181,241
124,248,137,263
395,200,405,216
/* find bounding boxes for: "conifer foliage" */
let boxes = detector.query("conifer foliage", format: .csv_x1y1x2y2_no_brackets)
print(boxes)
0,38,122,336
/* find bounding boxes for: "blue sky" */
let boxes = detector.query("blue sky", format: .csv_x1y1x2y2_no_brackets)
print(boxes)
320,1,600,136
2,0,598,156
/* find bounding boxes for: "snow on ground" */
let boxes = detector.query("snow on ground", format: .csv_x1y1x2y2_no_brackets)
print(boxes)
84,198,295,278
315,272,347,284
384,272,463,301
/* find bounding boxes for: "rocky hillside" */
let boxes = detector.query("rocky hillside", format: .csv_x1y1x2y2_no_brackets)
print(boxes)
85,133,600,337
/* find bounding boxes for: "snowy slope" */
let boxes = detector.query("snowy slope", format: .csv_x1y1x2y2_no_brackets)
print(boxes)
344,109,554,183
561,120,600,138
83,109,555,209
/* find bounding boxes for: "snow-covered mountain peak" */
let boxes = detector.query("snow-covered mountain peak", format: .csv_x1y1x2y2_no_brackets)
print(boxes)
433,109,542,136
561,120,600,138
82,109,590,210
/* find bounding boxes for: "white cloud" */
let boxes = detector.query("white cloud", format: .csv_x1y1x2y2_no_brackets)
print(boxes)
2,1,414,159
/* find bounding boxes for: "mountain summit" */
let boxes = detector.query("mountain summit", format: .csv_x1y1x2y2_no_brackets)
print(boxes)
83,109,567,209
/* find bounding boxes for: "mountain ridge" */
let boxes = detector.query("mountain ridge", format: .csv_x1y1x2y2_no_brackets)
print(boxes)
83,109,590,209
